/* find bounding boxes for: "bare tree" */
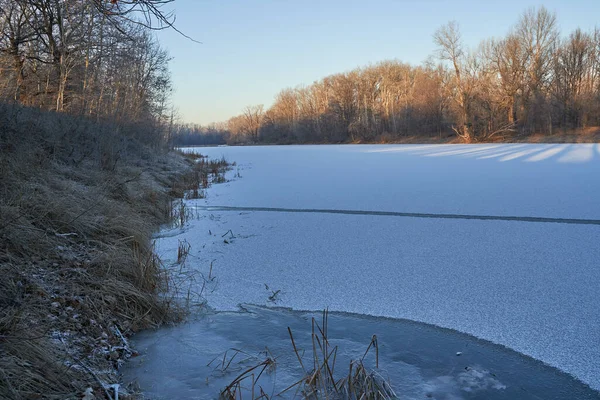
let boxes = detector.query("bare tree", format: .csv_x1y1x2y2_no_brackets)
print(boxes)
91,0,174,29
0,0,175,148
242,104,264,141
491,34,528,125
516,6,559,131
228,9,600,145
0,0,37,102
552,29,594,127
434,21,474,142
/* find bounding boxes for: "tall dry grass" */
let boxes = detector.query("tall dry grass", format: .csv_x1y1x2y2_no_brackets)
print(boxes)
219,310,396,400
0,102,199,399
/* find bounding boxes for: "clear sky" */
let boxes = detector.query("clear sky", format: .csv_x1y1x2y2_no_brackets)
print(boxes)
155,0,600,125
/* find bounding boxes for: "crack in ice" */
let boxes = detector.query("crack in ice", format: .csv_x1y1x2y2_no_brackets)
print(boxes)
193,206,600,226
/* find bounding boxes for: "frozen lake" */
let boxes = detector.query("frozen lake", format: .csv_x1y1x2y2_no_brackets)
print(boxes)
124,306,600,400
146,144,600,394
194,143,600,219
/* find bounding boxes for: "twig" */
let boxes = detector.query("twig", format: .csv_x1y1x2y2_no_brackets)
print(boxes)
78,361,114,400
287,327,306,373
221,229,234,238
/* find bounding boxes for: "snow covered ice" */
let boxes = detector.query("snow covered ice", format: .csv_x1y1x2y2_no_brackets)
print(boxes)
158,144,600,391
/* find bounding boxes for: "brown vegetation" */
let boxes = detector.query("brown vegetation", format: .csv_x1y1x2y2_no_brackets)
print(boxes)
0,102,202,399
172,6,600,146
0,1,193,396
219,310,395,400
0,0,173,130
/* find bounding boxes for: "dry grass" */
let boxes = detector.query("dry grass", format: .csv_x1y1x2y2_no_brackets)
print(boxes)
219,310,396,400
0,102,207,399
169,153,231,200
177,239,192,264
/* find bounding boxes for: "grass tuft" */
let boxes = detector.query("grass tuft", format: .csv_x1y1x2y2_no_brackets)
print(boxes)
177,239,191,264
219,310,396,400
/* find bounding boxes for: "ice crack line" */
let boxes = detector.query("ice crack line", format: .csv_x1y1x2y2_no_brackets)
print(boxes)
193,206,600,226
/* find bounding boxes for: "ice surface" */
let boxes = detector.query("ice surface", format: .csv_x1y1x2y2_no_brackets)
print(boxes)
188,144,600,219
161,144,600,391
123,307,600,400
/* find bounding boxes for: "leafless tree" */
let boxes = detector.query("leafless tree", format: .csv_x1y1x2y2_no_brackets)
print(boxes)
516,6,559,131
434,21,474,142
0,0,175,147
242,104,264,141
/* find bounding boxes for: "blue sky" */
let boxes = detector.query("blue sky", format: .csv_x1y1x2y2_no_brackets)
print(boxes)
156,0,600,124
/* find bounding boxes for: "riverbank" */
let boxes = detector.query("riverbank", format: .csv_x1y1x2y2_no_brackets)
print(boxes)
174,126,600,148
0,104,224,399
372,127,600,144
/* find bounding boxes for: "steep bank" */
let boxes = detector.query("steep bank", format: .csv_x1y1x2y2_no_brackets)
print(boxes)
0,103,196,399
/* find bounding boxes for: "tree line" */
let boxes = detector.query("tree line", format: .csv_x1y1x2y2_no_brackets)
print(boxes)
179,6,600,145
171,122,228,146
0,0,175,145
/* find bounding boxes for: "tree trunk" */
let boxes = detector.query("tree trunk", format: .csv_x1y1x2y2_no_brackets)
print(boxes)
13,53,25,103
508,97,515,124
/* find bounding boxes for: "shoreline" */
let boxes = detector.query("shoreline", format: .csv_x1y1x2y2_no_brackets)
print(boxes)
0,123,220,399
175,128,600,148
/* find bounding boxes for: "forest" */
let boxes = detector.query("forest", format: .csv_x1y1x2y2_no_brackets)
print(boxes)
174,7,600,145
0,2,190,398
0,0,174,145
3,4,597,147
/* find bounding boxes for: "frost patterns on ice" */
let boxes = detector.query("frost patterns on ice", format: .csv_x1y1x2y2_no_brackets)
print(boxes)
167,144,600,390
